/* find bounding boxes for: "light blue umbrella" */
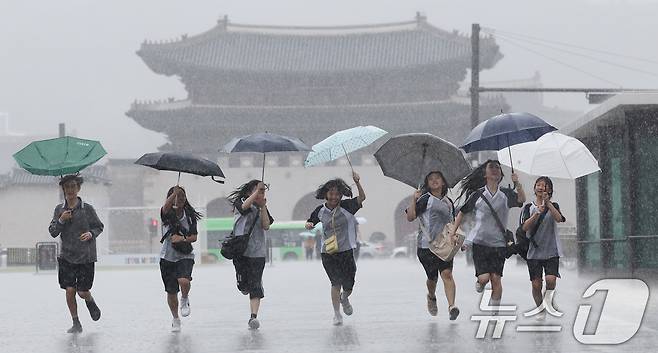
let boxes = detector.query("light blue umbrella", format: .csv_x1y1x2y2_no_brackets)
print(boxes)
304,125,387,172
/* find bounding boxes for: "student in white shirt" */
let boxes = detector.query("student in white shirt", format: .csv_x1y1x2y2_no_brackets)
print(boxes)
450,160,525,313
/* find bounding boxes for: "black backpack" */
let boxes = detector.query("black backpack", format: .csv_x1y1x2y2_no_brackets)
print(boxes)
220,214,260,259
161,210,195,255
515,204,545,260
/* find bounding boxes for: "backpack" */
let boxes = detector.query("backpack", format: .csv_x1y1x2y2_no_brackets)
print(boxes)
220,213,260,259
161,209,194,255
515,203,546,260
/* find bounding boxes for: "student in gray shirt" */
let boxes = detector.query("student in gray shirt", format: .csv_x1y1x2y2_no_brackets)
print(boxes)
228,180,273,330
451,160,525,313
48,174,104,333
406,171,460,320
159,186,201,332
306,172,365,326
520,176,565,320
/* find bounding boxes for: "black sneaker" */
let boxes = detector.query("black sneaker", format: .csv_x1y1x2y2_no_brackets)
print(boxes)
86,300,101,321
67,321,82,333
248,318,260,330
449,306,460,320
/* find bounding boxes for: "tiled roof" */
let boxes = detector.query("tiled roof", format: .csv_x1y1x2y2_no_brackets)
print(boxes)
137,17,500,74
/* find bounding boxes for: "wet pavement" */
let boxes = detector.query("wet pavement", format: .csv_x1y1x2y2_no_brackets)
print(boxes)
1,256,656,353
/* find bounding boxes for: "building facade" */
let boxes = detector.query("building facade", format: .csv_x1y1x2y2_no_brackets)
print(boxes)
564,94,658,273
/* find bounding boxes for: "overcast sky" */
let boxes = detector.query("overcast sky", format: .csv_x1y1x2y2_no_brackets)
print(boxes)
1,0,657,158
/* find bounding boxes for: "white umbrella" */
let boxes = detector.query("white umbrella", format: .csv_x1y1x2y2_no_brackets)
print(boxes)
497,132,600,179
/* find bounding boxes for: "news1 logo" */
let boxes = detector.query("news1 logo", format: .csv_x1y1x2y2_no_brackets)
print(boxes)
471,279,649,344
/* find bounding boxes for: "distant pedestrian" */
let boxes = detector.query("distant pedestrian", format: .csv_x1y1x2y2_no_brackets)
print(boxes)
406,171,460,320
304,236,315,260
159,185,201,332
306,172,365,326
520,176,565,320
228,180,274,330
48,174,104,333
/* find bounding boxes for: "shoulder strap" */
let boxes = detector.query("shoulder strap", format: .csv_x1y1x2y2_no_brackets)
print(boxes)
476,189,507,235
245,211,261,238
445,196,455,221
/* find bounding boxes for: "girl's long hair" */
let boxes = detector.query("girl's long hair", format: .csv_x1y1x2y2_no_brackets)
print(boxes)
315,178,352,199
421,171,449,198
164,186,202,226
227,180,261,208
456,159,505,202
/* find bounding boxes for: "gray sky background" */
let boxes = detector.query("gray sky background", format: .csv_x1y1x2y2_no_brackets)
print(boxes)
1,0,657,158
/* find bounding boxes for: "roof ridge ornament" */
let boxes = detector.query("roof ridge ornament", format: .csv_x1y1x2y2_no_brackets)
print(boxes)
415,11,427,25
217,14,229,30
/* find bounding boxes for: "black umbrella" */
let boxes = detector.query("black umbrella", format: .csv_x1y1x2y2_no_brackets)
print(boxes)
374,133,471,188
221,132,311,181
135,152,225,184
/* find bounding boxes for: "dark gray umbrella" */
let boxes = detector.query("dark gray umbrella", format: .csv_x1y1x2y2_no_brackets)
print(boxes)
135,152,225,184
374,133,471,188
221,132,311,180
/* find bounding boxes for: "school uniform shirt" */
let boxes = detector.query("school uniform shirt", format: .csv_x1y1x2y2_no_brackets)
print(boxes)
522,202,566,260
459,186,522,247
160,208,197,262
48,197,104,264
232,199,275,258
307,198,361,254
407,193,454,249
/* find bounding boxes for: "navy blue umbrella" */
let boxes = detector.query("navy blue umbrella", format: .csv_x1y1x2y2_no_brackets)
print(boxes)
222,132,311,180
460,112,557,172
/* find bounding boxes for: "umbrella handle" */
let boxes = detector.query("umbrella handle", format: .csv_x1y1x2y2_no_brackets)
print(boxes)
211,176,225,184
262,153,266,182
341,144,354,174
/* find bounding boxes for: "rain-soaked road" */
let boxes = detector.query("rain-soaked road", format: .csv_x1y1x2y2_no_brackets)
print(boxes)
1,255,656,353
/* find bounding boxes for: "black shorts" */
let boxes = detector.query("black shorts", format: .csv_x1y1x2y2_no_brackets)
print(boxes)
321,249,357,291
58,257,95,291
527,257,561,281
233,256,266,299
417,248,453,281
159,258,194,294
472,244,507,277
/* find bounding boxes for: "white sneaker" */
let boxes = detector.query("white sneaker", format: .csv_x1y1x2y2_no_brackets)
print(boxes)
171,318,181,332
180,297,191,317
333,314,343,326
340,293,353,316
475,281,484,293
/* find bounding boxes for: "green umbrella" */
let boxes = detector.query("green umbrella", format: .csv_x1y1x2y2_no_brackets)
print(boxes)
13,136,107,176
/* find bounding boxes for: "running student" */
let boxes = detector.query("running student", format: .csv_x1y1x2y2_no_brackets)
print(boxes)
306,172,365,326
450,160,525,313
228,180,274,330
159,186,201,332
520,176,565,320
406,171,460,320
48,174,104,333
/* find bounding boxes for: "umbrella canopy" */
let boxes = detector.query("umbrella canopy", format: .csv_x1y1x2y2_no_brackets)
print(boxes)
13,136,107,176
135,152,225,184
304,125,387,169
461,112,557,153
223,132,311,154
497,132,600,179
374,133,471,188
221,132,311,180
